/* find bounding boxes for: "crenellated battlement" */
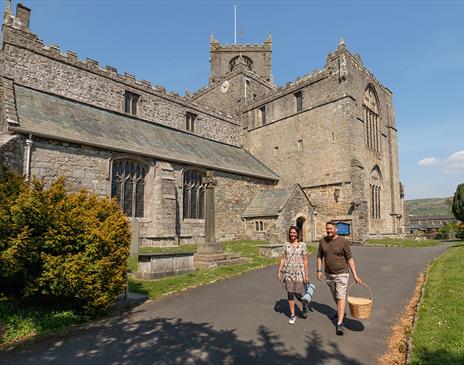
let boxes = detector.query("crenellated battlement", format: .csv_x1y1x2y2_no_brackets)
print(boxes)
243,67,328,112
209,34,273,83
326,40,392,95
1,3,238,123
210,34,272,52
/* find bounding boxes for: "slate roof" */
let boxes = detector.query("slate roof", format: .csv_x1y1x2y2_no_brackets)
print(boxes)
241,185,297,218
12,85,279,181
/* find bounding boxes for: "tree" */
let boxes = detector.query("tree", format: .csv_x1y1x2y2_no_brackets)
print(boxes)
452,183,464,222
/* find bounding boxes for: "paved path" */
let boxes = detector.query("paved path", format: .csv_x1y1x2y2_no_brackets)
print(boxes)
0,244,450,365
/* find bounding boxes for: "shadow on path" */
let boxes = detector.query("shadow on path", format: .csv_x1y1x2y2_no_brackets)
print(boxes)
310,301,364,332
0,314,365,365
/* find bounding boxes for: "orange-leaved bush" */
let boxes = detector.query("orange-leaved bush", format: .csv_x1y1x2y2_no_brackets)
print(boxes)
0,168,131,314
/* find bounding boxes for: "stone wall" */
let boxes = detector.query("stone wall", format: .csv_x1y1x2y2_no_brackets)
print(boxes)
191,68,275,118
338,46,403,237
244,217,277,241
0,133,24,173
241,43,403,240
277,188,314,243
1,20,241,146
215,171,275,241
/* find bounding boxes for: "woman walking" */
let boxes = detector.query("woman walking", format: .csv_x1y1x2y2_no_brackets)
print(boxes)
277,225,310,324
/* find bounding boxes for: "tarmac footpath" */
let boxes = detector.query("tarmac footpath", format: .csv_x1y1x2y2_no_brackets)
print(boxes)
0,243,450,365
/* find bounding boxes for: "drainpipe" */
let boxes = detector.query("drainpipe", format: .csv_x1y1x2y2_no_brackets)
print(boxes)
25,134,33,181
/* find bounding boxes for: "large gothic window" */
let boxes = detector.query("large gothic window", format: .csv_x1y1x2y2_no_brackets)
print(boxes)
370,166,382,220
111,159,147,218
183,170,206,219
363,85,380,152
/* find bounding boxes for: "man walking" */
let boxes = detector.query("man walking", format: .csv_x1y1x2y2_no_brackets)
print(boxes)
317,221,362,336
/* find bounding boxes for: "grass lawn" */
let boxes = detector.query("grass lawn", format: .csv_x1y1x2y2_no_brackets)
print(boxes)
367,238,444,248
129,240,317,300
0,299,89,345
408,244,464,364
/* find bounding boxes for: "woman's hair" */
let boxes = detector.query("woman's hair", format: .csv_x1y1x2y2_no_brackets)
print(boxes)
288,225,301,241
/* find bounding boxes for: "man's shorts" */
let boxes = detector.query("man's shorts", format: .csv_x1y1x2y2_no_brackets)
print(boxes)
325,273,349,301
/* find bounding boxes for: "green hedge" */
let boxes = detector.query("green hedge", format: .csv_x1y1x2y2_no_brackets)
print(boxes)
0,168,130,314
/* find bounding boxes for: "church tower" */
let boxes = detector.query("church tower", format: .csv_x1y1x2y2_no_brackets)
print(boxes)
209,34,273,84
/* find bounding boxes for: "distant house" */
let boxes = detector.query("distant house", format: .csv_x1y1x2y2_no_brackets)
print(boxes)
407,216,457,235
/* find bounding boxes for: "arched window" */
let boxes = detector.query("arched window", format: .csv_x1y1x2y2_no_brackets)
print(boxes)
370,166,382,220
363,85,380,152
111,159,147,217
183,170,206,219
229,55,253,72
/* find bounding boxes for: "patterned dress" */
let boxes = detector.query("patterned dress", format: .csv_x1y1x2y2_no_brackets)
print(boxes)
282,241,308,293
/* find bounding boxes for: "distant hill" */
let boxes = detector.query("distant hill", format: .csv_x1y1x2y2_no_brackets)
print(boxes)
405,197,453,217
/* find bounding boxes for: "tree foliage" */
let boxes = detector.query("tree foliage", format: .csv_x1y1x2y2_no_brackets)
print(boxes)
436,222,464,240
452,183,464,222
0,168,131,314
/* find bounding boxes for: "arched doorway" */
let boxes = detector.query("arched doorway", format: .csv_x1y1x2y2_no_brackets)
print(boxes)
296,216,306,242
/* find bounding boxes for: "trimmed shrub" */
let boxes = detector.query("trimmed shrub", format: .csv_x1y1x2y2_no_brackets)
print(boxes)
0,169,130,314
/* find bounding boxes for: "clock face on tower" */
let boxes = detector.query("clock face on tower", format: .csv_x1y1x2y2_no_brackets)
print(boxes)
220,80,230,94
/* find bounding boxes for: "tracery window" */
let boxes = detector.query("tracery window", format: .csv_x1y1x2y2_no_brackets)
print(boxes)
183,170,206,219
229,55,253,71
363,85,380,152
370,166,382,220
111,159,147,217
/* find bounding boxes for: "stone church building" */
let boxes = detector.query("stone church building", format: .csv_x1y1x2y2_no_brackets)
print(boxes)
0,3,404,245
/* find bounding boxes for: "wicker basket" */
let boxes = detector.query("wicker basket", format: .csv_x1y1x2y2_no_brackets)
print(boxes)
347,282,373,319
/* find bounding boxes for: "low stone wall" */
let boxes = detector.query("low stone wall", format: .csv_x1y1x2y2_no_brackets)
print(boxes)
259,244,283,258
134,252,196,279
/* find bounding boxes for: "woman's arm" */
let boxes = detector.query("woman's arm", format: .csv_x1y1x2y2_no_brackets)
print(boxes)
277,255,285,280
303,254,309,283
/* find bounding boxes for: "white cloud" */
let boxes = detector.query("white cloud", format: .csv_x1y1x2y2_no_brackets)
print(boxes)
448,150,464,162
418,157,441,166
444,150,464,174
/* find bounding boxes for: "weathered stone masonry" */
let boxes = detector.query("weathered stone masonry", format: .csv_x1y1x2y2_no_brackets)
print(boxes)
0,4,404,244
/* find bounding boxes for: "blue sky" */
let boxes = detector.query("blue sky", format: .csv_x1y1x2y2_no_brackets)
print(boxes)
14,0,464,200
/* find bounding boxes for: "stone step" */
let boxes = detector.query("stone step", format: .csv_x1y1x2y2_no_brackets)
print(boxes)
194,257,250,269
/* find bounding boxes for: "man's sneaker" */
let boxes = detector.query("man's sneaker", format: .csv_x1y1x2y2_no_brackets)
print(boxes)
301,310,309,319
289,315,296,325
336,323,344,336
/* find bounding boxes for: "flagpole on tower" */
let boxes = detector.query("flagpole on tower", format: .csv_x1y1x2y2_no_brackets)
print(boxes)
234,4,237,45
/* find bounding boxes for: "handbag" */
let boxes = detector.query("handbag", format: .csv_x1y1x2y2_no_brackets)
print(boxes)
302,283,315,302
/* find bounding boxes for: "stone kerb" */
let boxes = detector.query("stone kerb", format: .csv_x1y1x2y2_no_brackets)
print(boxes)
135,252,196,279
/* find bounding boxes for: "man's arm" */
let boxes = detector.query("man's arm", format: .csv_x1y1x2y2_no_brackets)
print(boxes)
317,256,323,281
348,258,362,284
